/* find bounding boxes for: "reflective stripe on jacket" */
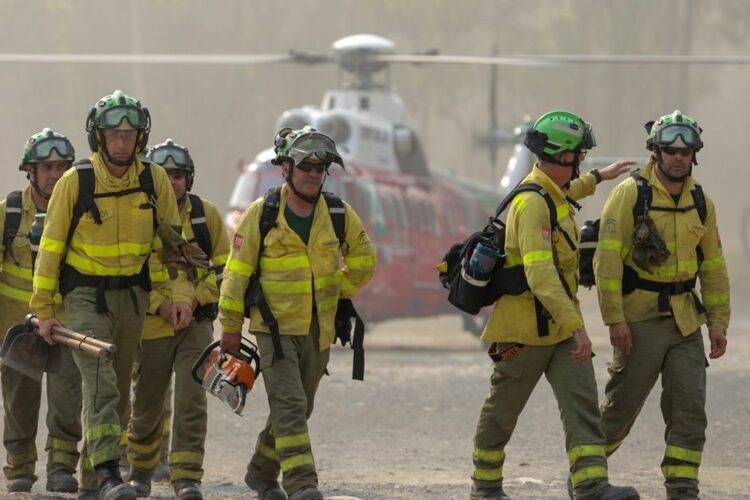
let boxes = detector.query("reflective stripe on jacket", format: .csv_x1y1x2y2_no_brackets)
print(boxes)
0,186,64,333
30,153,192,319
219,183,376,350
481,166,597,345
594,162,729,334
143,195,229,339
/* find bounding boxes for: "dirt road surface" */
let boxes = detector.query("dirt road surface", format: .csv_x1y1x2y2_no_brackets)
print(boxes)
1,292,748,499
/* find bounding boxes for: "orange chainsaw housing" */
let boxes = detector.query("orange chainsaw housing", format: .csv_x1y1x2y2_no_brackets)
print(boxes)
205,350,256,391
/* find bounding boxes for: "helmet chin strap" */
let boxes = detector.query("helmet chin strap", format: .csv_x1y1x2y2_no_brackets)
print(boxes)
539,151,581,187
285,165,325,205
100,131,135,167
28,168,51,200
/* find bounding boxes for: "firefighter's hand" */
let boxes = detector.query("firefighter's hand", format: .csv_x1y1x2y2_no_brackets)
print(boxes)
609,322,633,354
708,329,728,359
571,327,592,363
598,160,636,181
220,332,241,353
37,316,62,345
172,301,193,330
157,298,173,324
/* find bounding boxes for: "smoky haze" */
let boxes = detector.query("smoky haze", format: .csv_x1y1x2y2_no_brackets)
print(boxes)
1,0,748,289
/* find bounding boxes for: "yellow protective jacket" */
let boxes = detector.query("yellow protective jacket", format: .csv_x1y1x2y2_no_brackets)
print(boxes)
219,183,377,350
143,194,229,340
0,186,64,334
481,165,598,345
594,162,730,334
30,153,192,319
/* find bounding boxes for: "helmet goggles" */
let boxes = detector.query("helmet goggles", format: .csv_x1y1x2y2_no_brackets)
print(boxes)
149,145,191,169
288,132,344,167
27,137,74,162
97,105,147,129
654,124,701,148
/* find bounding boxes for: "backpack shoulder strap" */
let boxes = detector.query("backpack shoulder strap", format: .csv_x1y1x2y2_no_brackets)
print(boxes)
258,187,282,258
500,183,559,227
691,182,707,224
631,171,652,219
3,190,23,263
68,159,99,248
188,193,212,256
322,191,346,249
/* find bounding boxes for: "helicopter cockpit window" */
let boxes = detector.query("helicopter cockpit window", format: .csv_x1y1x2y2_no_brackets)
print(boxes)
392,125,430,177
356,180,385,237
392,193,409,230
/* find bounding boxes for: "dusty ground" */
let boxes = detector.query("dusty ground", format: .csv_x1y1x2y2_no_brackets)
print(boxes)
1,290,748,499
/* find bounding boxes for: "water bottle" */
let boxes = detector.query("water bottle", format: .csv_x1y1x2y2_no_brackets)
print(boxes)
29,212,46,275
469,242,499,274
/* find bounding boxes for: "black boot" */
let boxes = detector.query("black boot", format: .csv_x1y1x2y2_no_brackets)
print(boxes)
95,460,137,500
580,484,640,500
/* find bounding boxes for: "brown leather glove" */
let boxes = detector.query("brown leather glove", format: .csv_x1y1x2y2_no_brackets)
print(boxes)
156,221,210,280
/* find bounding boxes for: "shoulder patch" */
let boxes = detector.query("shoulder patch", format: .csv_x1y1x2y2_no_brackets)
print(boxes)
232,233,244,250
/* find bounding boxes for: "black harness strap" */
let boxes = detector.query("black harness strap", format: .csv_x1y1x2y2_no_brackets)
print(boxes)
3,190,23,265
61,160,157,313
244,187,364,377
627,173,707,314
188,193,221,322
245,187,285,360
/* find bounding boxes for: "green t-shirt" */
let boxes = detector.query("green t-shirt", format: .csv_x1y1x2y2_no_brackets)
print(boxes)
284,204,314,245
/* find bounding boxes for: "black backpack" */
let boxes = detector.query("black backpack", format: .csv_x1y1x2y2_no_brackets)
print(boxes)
438,183,575,336
243,187,366,380
578,171,707,288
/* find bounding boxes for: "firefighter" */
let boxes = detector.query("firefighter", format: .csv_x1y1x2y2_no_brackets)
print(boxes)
126,139,229,500
594,111,730,500
0,129,82,493
30,90,194,500
219,127,376,500
469,111,638,500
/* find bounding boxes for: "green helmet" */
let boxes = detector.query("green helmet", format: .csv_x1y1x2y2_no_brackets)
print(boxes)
86,89,151,152
18,127,75,171
524,110,596,158
272,126,344,167
146,139,195,174
645,110,703,151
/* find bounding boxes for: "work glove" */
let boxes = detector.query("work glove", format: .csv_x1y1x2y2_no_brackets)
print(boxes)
631,214,670,272
334,298,355,346
156,220,210,280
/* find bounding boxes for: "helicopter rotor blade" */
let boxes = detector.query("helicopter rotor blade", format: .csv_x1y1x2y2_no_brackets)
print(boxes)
375,54,555,67
0,53,296,65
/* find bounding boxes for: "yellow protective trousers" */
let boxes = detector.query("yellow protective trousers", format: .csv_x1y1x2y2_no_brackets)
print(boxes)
247,316,330,496
472,339,609,498
1,346,81,480
65,286,147,491
600,316,706,499
127,318,212,483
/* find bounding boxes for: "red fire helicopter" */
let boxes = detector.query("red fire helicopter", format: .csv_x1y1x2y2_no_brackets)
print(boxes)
3,34,747,335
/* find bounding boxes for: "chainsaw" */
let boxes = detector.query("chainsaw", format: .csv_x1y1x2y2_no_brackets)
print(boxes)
191,338,260,415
